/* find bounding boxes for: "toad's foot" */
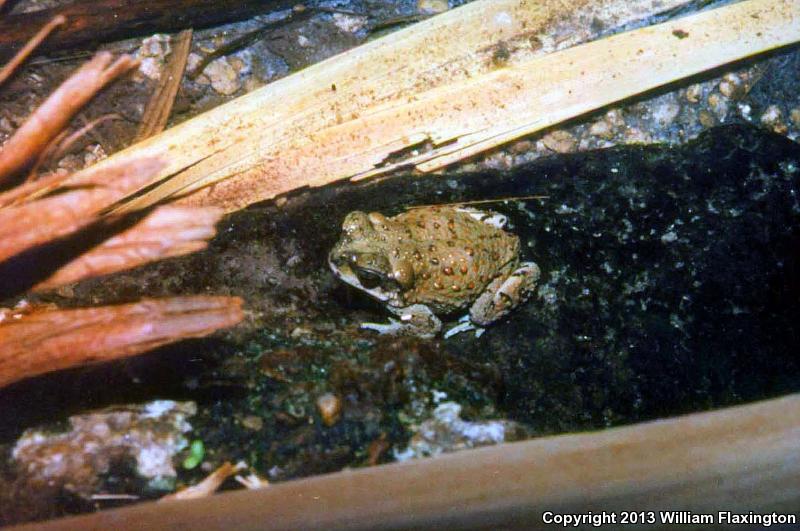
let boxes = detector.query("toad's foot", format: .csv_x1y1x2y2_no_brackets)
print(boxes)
470,262,540,326
443,314,485,339
361,304,442,338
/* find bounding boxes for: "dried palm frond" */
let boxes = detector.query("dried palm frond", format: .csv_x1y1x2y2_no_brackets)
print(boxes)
0,51,139,182
33,205,223,291
0,19,243,389
0,15,65,86
0,297,244,388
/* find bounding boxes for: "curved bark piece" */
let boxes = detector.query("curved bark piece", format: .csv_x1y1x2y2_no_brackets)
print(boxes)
0,296,244,389
0,157,163,263
33,205,223,291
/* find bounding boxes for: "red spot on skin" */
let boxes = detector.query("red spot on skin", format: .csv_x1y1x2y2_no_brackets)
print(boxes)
443,267,454,275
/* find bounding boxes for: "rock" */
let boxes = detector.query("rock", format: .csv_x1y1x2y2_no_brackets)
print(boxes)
685,83,702,103
241,415,264,431
588,119,614,139
623,127,651,144
718,73,745,99
541,130,577,153
394,402,530,461
791,108,800,128
203,57,241,96
698,110,716,128
12,401,196,496
418,0,449,14
760,104,787,134
316,392,342,427
651,99,681,127
707,93,729,119
247,123,800,433
136,34,172,81
332,13,368,34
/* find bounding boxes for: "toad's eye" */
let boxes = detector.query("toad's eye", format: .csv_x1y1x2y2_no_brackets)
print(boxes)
355,268,383,289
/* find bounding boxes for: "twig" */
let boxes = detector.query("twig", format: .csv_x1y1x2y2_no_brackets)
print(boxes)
406,195,550,210
90,494,141,501
160,461,247,502
0,15,65,86
27,113,121,180
136,30,193,141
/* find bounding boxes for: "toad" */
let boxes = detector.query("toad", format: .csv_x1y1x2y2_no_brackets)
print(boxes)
329,206,539,338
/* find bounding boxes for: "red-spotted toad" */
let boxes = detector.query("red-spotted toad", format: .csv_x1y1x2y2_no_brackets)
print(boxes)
329,206,539,338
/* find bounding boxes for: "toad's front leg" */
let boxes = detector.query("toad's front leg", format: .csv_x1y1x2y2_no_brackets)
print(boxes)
361,304,442,338
469,262,540,326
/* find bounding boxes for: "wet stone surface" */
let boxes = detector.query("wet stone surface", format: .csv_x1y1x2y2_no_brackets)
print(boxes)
2,124,799,519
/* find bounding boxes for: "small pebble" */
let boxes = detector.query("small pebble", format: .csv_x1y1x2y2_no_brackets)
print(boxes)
509,139,533,154
698,110,716,128
332,13,368,34
604,109,625,128
241,416,264,431
418,0,449,14
316,393,342,427
707,93,728,119
290,326,312,338
204,57,241,95
0,116,13,134
685,84,702,103
624,127,651,144
652,100,681,127
588,119,614,139
760,104,786,134
541,130,576,153
718,73,744,99
790,108,800,128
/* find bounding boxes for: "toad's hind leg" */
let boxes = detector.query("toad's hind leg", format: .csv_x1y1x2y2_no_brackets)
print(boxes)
469,262,540,326
361,304,442,338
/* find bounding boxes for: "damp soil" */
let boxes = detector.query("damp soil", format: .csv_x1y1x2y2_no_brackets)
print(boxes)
2,123,799,523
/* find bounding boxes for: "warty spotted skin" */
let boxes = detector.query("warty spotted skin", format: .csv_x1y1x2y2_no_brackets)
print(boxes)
329,206,539,337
